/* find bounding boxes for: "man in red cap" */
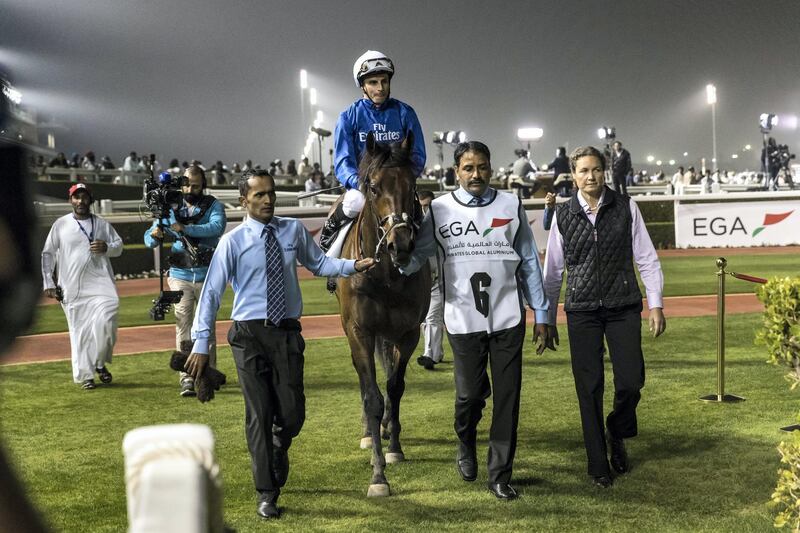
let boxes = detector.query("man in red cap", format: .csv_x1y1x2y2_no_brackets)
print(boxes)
41,183,124,389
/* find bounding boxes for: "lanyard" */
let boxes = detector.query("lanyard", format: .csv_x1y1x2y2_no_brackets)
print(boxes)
74,215,94,243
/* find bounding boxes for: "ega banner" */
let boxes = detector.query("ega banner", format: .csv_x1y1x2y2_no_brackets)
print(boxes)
675,200,800,248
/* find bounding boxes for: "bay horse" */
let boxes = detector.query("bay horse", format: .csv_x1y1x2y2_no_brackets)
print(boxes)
335,130,431,497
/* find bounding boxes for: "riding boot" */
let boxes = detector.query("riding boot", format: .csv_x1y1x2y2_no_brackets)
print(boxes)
320,203,351,253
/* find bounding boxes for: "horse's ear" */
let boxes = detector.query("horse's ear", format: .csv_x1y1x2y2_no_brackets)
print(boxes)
366,131,377,154
401,130,414,153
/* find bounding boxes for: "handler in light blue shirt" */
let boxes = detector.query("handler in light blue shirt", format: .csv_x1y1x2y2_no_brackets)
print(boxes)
186,170,375,518
190,180,372,355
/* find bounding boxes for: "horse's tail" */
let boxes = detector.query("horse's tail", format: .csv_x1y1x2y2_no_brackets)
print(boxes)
375,336,396,376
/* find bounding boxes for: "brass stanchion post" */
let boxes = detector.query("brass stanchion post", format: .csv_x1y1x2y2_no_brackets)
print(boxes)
700,257,745,403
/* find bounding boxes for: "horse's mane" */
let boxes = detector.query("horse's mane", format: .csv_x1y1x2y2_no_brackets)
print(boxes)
357,141,412,191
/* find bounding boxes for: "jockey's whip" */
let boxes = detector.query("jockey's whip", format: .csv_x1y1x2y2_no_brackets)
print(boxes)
297,185,343,200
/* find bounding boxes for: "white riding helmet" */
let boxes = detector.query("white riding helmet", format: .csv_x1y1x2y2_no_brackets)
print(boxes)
352,50,394,87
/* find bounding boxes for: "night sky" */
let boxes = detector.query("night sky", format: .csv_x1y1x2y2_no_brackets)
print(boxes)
2,0,800,172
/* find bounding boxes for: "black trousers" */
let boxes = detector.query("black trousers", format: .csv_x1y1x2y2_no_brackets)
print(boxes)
447,321,525,484
612,173,628,196
566,302,645,477
227,319,306,499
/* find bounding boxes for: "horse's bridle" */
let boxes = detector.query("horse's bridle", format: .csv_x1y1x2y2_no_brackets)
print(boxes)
372,211,413,261
358,173,418,263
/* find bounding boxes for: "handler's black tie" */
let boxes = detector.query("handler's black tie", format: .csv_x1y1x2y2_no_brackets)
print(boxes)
264,224,286,325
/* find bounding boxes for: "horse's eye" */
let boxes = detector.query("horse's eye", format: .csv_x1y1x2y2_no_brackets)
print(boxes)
369,182,379,194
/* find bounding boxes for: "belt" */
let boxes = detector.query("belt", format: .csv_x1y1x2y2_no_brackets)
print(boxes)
263,318,302,331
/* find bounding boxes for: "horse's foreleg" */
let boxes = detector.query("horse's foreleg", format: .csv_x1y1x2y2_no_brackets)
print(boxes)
358,385,372,449
348,333,390,496
384,329,420,462
376,337,395,441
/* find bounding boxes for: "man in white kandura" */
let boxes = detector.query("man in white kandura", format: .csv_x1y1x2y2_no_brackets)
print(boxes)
41,183,123,390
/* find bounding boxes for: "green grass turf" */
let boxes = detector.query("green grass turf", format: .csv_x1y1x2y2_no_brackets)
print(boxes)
657,253,799,297
26,252,798,336
0,313,791,531
26,278,340,335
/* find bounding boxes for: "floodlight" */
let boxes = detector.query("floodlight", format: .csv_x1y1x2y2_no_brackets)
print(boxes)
517,127,543,141
309,88,317,106
706,84,717,105
646,155,655,163
597,126,616,140
300,69,308,89
760,113,778,131
310,126,331,137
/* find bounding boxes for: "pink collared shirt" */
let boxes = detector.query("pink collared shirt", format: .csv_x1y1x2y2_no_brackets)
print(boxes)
542,189,664,325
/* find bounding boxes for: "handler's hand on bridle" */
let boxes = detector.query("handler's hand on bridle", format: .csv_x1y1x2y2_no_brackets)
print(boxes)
185,352,209,380
43,288,58,299
649,307,666,338
355,258,377,272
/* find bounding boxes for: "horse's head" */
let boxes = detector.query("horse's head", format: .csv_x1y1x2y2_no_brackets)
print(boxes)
359,131,418,268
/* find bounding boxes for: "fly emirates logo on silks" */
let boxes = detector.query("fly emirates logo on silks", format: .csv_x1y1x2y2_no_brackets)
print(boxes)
358,123,402,143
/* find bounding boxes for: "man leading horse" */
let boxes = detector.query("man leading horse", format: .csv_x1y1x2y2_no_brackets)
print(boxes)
401,141,554,500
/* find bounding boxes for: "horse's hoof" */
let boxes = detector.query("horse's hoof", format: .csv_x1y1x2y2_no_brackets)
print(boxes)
360,437,373,449
385,452,405,464
367,483,391,497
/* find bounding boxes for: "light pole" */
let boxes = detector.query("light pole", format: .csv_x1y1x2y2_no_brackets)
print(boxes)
706,84,717,172
760,113,779,190
597,126,616,184
300,69,308,150
432,131,467,190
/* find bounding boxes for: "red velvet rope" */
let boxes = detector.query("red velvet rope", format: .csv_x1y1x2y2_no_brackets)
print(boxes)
729,272,768,284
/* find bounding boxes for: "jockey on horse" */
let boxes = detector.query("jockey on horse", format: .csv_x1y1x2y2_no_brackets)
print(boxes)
319,50,427,253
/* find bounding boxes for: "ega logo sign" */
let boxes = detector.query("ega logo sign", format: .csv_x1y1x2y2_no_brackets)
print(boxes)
692,211,793,238
438,218,513,239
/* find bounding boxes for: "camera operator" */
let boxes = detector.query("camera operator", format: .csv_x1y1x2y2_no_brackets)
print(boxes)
144,165,226,397
762,137,782,191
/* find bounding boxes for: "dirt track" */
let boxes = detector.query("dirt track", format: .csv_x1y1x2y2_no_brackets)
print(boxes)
14,246,788,367
6,292,764,366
